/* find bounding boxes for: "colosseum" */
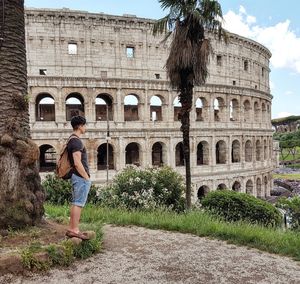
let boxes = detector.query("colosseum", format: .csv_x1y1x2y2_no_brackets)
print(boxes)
25,8,275,201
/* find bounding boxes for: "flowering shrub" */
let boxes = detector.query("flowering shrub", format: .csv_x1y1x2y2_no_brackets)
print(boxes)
96,166,185,211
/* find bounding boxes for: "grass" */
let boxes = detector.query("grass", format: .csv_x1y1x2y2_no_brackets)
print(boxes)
45,203,300,261
279,147,300,161
273,173,300,180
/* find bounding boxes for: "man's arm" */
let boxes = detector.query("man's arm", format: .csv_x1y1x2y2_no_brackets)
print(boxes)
73,151,90,180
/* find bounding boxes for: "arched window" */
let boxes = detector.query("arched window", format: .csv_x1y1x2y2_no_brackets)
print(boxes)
197,185,209,200
246,180,253,195
97,143,114,170
196,97,208,121
232,181,241,192
150,96,163,121
152,142,165,166
66,93,84,121
264,176,268,198
125,143,140,166
217,183,227,190
214,97,225,122
124,95,139,121
254,102,260,123
216,140,226,164
173,97,182,121
175,142,184,166
96,94,113,121
35,93,55,121
256,177,262,197
256,140,262,161
197,141,209,165
231,140,240,163
245,140,252,162
243,100,251,122
39,145,56,172
230,99,239,121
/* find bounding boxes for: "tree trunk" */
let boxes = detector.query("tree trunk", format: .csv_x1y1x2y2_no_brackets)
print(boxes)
179,72,193,210
0,0,44,229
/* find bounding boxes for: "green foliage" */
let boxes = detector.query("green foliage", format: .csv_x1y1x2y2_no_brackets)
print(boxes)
46,241,74,266
201,190,282,227
21,242,50,271
277,197,300,230
96,166,185,211
42,174,99,205
73,237,101,259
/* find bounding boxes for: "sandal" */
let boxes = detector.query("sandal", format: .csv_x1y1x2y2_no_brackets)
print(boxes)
65,230,90,240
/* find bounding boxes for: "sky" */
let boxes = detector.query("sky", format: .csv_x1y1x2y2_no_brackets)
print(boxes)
24,0,300,119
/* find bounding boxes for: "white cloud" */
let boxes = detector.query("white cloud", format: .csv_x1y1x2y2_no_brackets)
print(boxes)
275,112,294,118
223,8,300,74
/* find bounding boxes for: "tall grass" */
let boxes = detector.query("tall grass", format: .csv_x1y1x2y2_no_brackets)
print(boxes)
45,204,300,261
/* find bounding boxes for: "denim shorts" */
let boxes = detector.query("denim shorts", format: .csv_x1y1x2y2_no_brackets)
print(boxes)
71,174,92,207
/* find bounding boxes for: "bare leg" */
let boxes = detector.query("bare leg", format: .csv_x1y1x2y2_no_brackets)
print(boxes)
69,205,82,233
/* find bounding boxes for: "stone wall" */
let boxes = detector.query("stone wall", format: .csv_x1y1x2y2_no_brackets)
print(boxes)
25,8,274,201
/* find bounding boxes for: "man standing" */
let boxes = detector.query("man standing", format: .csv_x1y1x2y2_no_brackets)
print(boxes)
66,115,91,240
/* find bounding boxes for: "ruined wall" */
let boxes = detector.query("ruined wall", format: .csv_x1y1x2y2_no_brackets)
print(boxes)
25,8,274,200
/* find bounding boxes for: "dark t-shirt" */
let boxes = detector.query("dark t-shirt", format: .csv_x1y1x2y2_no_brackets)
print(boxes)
67,135,90,178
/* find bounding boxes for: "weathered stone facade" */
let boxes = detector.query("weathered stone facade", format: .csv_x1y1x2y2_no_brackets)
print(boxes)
25,8,274,201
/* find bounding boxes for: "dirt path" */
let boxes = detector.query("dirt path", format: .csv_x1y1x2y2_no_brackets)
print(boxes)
1,225,300,284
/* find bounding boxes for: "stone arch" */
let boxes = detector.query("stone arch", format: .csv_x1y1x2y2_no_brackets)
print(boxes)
150,95,163,121
264,176,268,197
39,144,56,172
152,142,167,166
254,101,261,122
230,99,239,121
216,140,227,164
175,142,184,166
125,142,140,166
214,97,225,122
65,92,85,121
246,179,253,195
197,185,209,200
173,96,182,121
97,143,114,170
95,93,113,121
232,181,241,192
217,183,227,190
124,94,139,121
256,177,262,197
35,93,55,121
245,140,252,162
243,100,251,122
256,140,262,161
195,97,208,121
197,141,209,165
231,140,241,163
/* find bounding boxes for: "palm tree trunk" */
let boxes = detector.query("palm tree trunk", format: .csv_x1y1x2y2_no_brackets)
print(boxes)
0,0,44,229
179,72,193,209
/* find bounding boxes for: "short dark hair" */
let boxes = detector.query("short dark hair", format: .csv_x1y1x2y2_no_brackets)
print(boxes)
71,115,86,130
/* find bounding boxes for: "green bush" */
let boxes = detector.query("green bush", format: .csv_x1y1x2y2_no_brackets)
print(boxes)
96,166,185,211
201,190,282,227
277,196,300,230
42,174,98,205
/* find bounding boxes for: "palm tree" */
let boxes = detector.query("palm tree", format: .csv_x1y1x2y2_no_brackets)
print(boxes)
0,0,44,229
154,0,226,209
